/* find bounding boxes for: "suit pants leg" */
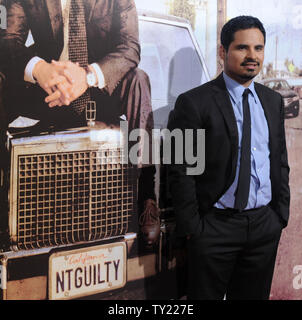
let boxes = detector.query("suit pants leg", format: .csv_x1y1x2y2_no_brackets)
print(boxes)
92,67,155,203
93,66,154,163
93,67,153,134
226,206,282,300
112,68,155,201
186,206,282,300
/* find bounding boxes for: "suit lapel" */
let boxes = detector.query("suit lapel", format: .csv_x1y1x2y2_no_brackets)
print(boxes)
254,83,277,155
213,85,238,142
212,73,239,179
45,0,63,49
213,75,276,150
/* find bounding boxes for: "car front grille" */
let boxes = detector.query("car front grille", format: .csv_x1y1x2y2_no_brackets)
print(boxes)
15,148,137,250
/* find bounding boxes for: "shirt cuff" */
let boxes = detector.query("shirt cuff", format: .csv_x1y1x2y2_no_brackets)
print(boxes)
90,63,106,89
24,56,44,83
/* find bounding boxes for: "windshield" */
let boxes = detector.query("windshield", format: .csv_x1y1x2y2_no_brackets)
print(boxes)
265,80,291,90
286,78,302,86
138,19,207,105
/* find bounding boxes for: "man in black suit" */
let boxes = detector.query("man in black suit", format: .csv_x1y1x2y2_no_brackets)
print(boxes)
168,16,290,300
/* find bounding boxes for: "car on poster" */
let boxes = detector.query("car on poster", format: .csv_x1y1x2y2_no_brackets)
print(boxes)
286,77,302,100
261,78,300,118
0,10,210,300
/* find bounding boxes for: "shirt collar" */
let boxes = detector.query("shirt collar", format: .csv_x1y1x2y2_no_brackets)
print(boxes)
223,72,258,105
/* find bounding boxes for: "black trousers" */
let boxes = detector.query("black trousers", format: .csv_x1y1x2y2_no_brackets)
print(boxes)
187,205,283,300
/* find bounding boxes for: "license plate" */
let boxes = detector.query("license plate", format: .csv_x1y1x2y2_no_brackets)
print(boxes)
48,242,126,300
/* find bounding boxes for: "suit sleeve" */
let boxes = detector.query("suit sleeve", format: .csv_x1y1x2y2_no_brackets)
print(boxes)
95,0,140,95
277,96,290,227
167,93,203,238
0,0,36,84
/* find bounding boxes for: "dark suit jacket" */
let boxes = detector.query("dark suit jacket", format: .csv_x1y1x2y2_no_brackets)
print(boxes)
167,73,290,238
0,0,139,97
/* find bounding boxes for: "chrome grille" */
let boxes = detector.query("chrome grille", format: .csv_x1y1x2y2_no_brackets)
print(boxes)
16,148,137,250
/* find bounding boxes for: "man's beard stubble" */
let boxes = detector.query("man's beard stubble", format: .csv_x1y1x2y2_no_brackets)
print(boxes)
239,59,261,80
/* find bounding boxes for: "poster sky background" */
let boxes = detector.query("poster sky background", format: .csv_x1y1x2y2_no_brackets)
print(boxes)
136,0,302,78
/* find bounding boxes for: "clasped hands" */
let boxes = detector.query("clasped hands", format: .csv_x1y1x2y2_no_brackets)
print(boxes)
33,59,89,108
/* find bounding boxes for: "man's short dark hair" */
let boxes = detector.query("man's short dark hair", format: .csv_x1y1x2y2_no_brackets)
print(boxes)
221,16,266,51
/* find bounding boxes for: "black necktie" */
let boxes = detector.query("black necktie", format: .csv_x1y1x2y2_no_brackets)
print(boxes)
68,0,90,114
234,88,251,211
